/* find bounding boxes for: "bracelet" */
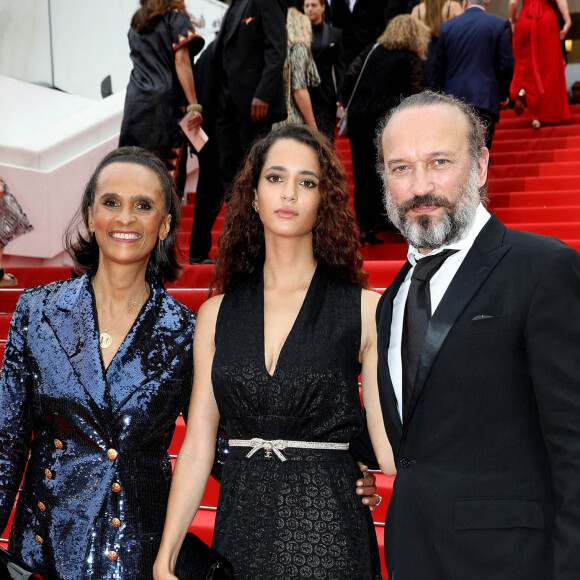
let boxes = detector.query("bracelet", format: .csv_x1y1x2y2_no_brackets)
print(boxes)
187,103,203,113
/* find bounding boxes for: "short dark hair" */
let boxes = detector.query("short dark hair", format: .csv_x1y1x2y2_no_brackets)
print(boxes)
64,146,182,283
375,91,487,172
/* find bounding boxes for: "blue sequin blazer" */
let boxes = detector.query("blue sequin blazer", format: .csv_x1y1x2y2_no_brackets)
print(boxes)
0,274,195,579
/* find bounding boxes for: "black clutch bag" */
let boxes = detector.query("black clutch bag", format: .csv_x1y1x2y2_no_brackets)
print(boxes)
0,545,42,579
174,533,234,580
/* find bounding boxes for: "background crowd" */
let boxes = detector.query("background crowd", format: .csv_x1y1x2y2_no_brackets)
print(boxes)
117,0,573,256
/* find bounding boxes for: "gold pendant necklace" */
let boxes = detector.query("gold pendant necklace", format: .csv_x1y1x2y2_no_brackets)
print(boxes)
98,285,148,349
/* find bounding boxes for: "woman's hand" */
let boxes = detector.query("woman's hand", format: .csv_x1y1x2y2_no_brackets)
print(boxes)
560,16,571,40
186,111,203,131
555,0,571,40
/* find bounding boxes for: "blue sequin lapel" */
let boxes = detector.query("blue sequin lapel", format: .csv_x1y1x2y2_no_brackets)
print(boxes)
42,275,110,415
105,281,191,414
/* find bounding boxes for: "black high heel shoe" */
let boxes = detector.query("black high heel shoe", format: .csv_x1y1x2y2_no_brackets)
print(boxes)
359,231,384,246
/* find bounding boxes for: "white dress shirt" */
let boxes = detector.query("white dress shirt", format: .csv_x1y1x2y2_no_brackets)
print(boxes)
388,203,491,421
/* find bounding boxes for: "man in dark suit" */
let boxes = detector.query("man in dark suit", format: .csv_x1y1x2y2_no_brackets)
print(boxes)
330,0,406,66
304,0,346,142
189,0,286,263
375,90,580,579
433,0,514,150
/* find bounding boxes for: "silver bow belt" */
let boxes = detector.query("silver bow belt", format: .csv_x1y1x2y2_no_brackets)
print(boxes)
229,438,349,462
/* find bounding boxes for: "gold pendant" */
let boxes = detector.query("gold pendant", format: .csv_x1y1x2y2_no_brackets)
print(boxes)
99,332,113,349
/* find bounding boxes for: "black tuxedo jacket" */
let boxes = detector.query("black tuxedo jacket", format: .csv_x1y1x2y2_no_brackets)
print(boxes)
433,7,514,119
214,0,287,123
309,22,345,109
376,215,580,579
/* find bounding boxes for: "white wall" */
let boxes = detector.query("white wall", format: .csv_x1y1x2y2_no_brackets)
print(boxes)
0,0,225,265
0,0,227,100
0,0,53,87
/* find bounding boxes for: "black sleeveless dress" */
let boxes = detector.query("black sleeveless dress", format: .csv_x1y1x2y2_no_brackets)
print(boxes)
211,265,382,579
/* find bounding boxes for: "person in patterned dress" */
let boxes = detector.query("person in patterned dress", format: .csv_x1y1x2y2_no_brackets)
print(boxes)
119,0,204,197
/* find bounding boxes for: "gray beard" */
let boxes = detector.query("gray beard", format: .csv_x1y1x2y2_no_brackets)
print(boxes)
383,164,482,251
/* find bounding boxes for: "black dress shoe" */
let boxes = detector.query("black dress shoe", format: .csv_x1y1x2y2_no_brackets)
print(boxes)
189,255,214,264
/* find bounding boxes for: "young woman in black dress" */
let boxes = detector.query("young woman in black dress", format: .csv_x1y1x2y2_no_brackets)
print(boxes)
154,124,394,580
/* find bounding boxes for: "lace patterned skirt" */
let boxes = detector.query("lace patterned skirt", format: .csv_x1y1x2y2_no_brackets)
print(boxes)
212,446,382,580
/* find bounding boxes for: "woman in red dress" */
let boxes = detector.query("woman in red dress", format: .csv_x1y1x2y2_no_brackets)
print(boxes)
509,0,572,129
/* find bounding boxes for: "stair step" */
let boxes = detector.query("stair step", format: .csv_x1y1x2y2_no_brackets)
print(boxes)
488,190,580,208
497,115,580,129
493,207,580,223
489,161,580,179
492,135,580,152
493,123,580,141
489,175,580,193
0,289,21,314
166,288,210,312
491,148,580,165
0,315,11,339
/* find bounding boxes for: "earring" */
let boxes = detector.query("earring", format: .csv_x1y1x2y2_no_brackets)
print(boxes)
252,201,259,213
154,237,165,264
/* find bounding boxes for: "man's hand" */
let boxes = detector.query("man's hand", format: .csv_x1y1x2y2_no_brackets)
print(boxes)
251,97,269,122
356,463,382,512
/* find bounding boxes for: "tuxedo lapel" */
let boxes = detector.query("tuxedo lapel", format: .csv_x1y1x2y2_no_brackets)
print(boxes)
223,0,250,46
377,262,411,446
43,276,110,417
404,215,510,427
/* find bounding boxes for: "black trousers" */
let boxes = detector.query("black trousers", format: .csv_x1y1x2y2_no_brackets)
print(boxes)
189,87,272,262
313,104,336,144
349,119,387,232
188,131,221,262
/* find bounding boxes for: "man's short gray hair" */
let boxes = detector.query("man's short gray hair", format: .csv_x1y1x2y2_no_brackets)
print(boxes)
374,91,488,173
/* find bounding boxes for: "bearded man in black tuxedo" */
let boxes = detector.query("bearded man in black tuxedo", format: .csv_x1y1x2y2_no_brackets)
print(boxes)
375,91,580,579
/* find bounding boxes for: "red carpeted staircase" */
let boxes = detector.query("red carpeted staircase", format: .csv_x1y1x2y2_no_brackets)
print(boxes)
1,105,579,574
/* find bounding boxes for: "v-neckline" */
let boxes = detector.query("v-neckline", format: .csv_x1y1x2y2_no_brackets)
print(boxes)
89,280,152,375
260,264,319,379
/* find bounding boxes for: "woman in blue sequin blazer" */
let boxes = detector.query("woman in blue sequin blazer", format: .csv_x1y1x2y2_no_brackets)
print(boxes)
0,147,196,579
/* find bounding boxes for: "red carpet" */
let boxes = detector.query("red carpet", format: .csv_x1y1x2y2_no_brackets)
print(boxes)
2,105,579,572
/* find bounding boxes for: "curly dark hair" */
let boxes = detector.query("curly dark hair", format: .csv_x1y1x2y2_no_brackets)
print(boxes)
211,124,368,295
64,146,182,284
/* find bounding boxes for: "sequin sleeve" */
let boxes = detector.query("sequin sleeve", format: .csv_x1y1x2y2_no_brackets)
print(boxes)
0,290,35,531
